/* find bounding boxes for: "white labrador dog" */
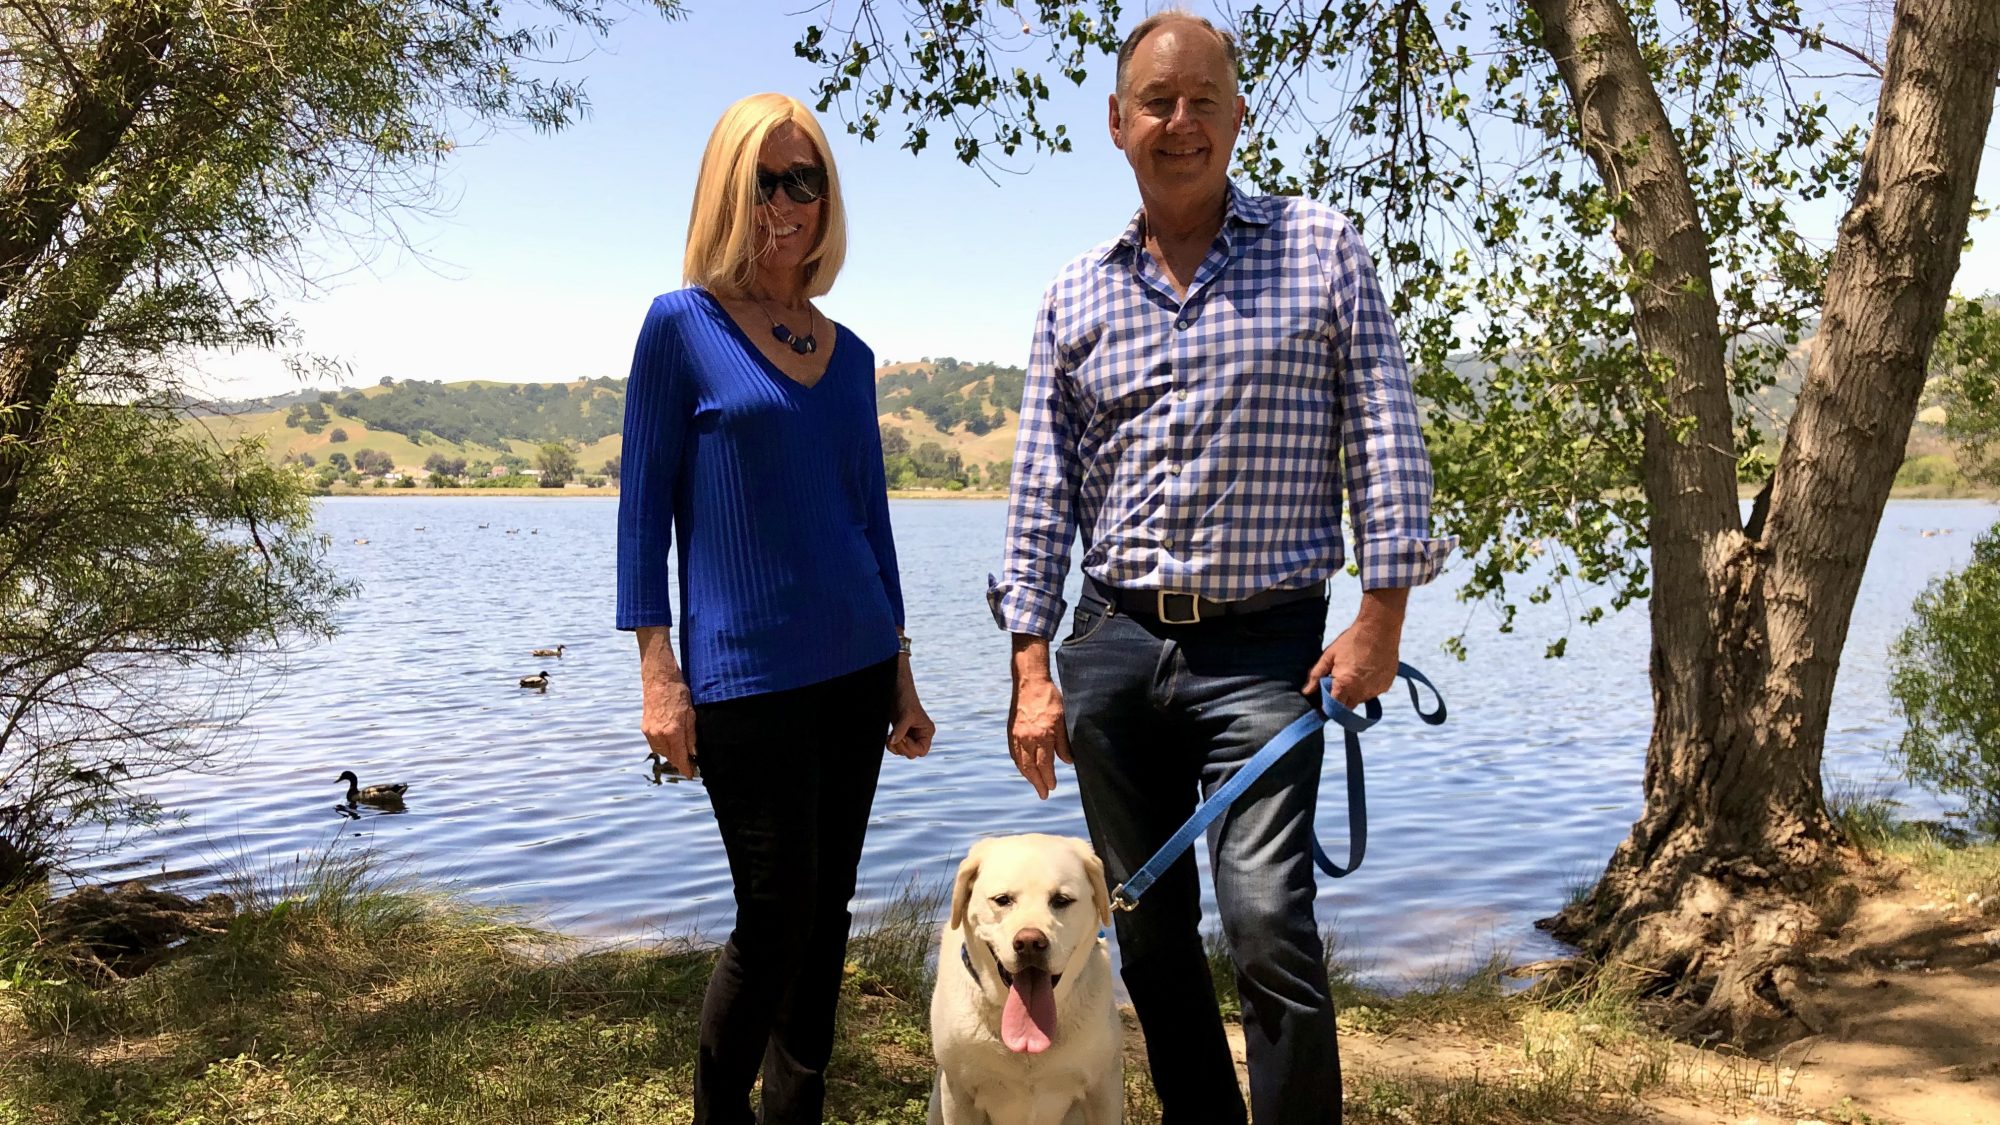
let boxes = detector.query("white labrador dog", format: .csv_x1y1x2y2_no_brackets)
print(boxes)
929,833,1122,1125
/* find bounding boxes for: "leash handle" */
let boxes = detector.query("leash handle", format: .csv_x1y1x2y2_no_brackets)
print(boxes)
1110,662,1445,911
1319,662,1445,731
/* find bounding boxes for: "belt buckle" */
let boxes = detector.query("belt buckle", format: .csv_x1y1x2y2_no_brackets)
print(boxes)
1156,590,1202,625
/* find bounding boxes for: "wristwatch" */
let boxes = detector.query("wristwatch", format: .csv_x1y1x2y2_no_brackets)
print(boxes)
897,634,912,657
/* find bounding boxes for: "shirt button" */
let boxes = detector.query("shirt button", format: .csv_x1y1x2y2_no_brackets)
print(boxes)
1176,389,1188,401
1168,462,1182,476
1162,537,1176,552
1175,318,1191,330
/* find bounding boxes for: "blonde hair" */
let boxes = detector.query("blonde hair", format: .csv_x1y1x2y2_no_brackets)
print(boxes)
683,93,848,299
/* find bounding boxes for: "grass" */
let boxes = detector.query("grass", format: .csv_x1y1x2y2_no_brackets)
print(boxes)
23,818,1994,1125
1830,785,2000,901
0,851,935,1125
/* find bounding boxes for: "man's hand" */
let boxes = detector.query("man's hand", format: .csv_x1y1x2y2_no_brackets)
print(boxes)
637,626,698,778
1009,635,1070,799
1304,587,1410,707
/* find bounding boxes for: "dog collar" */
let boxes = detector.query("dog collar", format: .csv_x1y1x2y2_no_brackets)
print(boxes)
961,942,980,984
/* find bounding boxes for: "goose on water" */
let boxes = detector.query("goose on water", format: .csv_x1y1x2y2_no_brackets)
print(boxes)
519,671,551,691
337,770,408,808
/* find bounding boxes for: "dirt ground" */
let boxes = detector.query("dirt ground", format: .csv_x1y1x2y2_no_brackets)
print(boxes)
1194,870,2000,1124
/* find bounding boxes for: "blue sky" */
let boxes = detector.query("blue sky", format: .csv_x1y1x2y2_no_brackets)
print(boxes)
195,2,2000,399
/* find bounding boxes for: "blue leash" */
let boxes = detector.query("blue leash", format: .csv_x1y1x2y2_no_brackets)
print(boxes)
1109,663,1447,912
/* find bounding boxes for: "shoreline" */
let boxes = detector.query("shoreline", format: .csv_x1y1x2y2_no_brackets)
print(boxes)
7,812,1997,1125
317,486,2000,502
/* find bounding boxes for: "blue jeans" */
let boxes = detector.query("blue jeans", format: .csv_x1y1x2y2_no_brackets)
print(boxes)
1056,592,1341,1125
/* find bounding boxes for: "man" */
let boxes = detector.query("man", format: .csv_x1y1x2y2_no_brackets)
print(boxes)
987,10,1455,1124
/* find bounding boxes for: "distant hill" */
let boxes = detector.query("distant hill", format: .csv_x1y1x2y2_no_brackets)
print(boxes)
200,337,1938,494
191,377,626,477
872,358,1026,488
191,365,1026,485
317,377,627,448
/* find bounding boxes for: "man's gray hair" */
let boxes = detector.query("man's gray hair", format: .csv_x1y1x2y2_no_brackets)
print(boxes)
1113,9,1241,97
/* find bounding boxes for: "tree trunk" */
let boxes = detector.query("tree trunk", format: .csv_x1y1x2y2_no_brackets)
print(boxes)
1533,0,2000,1046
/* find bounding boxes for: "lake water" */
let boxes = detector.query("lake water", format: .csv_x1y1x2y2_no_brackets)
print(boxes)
80,496,2000,986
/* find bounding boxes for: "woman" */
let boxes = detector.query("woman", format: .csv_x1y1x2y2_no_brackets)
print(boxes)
615,92,935,1125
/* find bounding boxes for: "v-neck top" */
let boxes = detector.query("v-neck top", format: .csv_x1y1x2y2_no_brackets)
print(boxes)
616,287,903,704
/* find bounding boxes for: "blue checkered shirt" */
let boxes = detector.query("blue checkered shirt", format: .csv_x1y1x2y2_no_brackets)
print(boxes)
990,184,1456,639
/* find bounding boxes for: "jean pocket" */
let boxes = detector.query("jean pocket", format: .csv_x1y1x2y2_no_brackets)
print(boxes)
1061,598,1113,647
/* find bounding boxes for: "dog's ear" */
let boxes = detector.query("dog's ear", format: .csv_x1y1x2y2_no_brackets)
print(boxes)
1073,838,1112,927
949,841,989,931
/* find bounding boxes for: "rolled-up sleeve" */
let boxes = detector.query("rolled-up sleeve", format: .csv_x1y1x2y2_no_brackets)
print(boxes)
1328,220,1457,590
616,297,690,630
989,287,1082,638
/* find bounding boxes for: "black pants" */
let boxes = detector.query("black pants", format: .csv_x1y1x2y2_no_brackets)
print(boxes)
691,658,896,1125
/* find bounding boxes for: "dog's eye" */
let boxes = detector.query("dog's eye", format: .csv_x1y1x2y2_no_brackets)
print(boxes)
991,894,1014,908
1050,893,1076,909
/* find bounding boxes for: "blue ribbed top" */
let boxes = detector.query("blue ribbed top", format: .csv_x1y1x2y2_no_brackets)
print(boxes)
615,287,904,704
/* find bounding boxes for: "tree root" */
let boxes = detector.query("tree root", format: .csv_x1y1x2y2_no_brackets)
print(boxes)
1535,847,1859,1050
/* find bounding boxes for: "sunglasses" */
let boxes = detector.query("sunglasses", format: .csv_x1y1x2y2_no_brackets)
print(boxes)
755,165,828,205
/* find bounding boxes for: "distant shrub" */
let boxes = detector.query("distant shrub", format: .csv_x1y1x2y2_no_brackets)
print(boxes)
394,476,416,489
1889,524,2000,832
1895,454,1968,492
329,428,349,443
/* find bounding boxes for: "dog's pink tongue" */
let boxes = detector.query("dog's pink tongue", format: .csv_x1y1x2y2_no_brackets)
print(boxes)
1001,967,1057,1054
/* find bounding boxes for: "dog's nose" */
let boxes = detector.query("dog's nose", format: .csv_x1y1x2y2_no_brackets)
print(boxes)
1013,928,1049,955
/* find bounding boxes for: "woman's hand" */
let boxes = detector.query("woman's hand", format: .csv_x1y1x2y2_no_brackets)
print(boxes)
637,626,698,777
886,656,935,760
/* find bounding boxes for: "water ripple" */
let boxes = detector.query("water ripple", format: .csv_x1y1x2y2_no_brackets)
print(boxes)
73,496,1999,987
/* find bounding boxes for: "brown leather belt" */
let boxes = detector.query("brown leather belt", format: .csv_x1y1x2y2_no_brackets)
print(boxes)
1083,576,1326,626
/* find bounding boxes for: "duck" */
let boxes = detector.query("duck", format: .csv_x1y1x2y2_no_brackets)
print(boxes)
519,670,551,691
337,770,408,808
353,538,369,545
505,528,520,535
478,522,490,529
530,644,566,658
